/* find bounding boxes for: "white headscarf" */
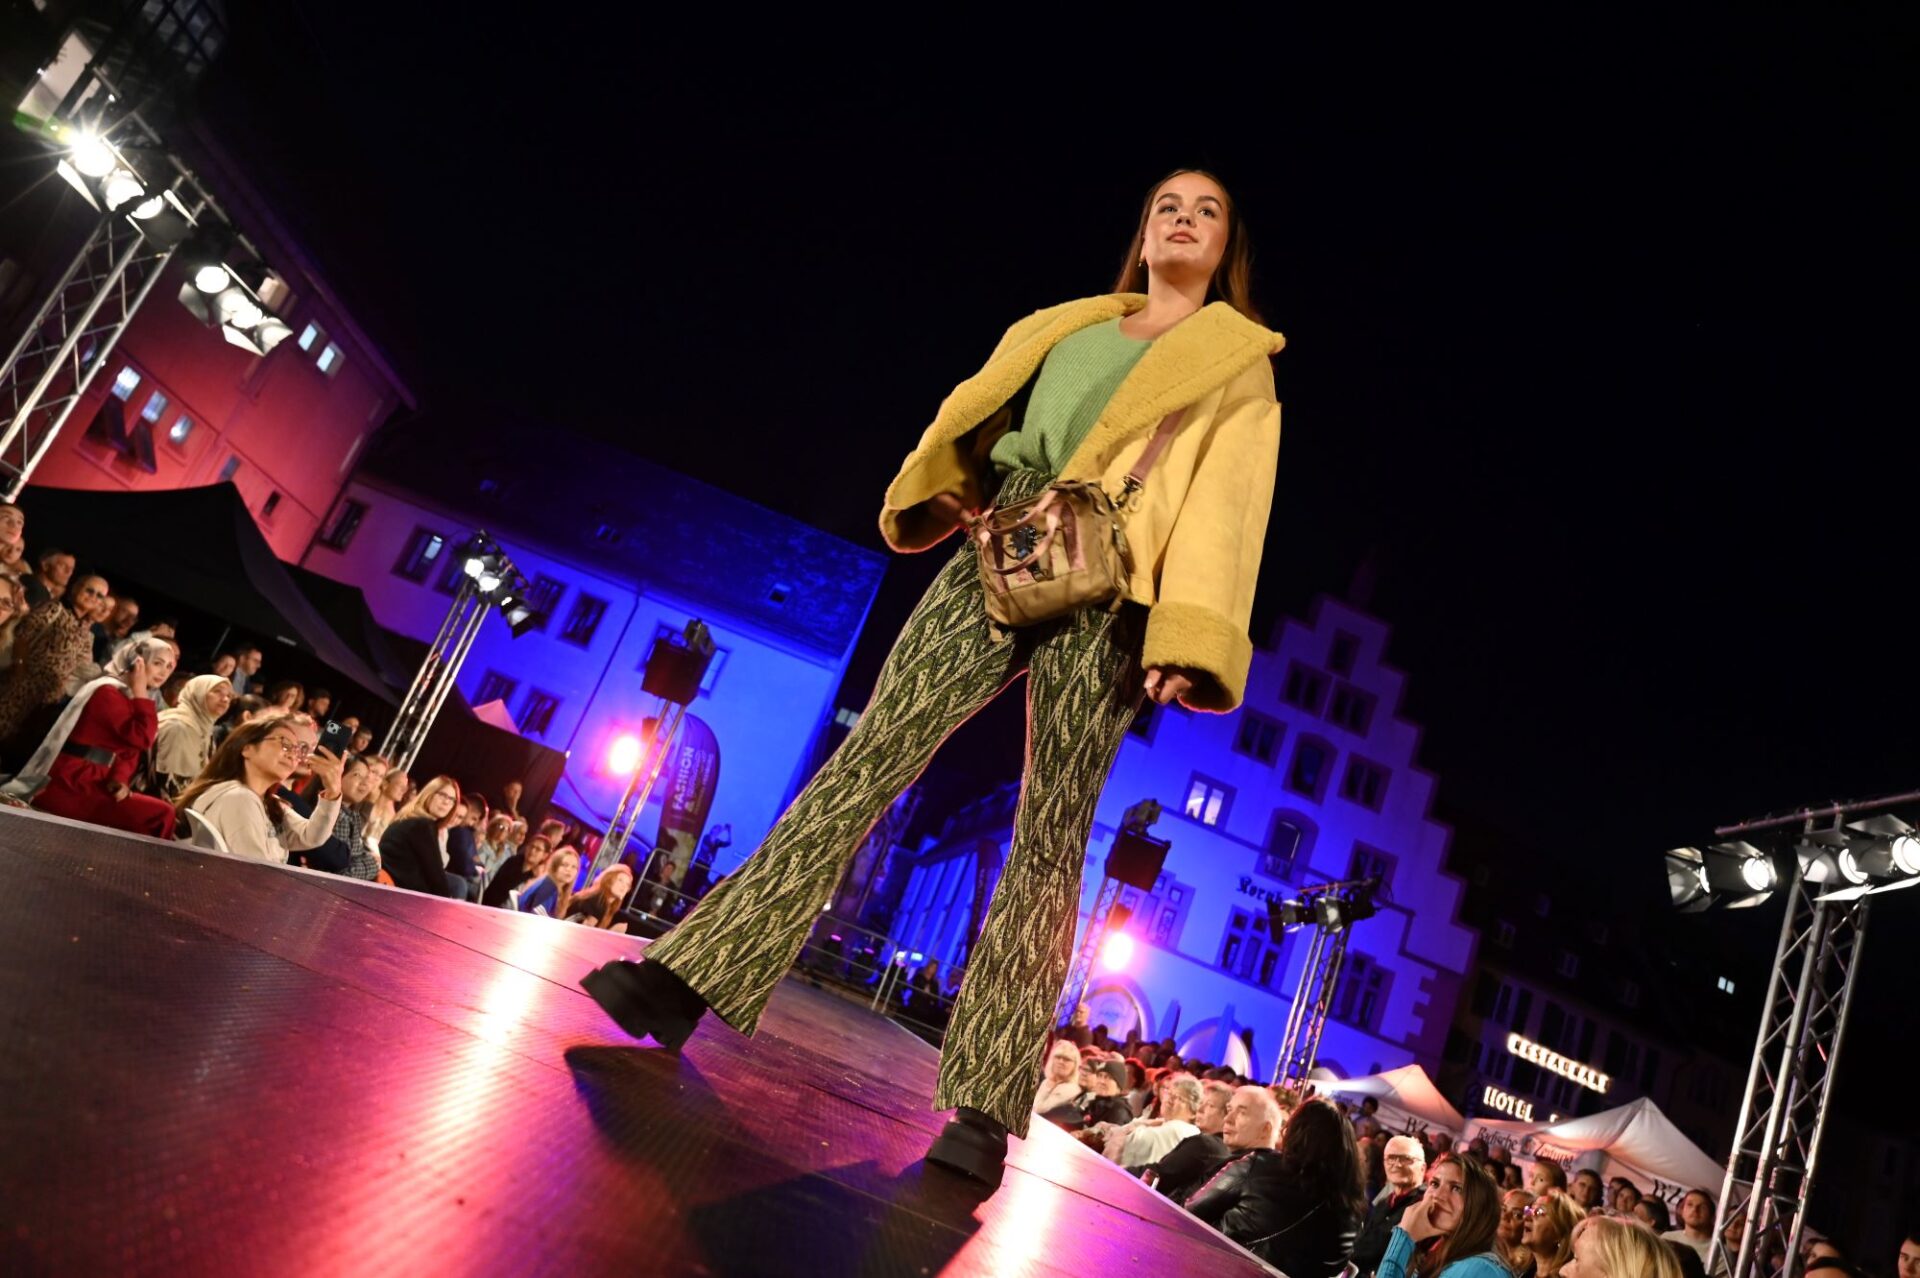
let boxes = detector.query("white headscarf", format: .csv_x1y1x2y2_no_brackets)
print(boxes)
154,673,228,782
0,631,171,801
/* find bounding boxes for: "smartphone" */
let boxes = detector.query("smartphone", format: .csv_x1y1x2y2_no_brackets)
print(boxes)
319,719,354,756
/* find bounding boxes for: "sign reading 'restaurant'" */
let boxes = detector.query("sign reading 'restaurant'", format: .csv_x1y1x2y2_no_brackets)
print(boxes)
1506,1033,1612,1094
1483,1085,1534,1121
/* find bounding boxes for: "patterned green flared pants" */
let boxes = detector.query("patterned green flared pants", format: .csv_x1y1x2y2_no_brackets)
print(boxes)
644,469,1146,1138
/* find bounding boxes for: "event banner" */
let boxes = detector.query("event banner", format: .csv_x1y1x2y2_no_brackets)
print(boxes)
652,714,720,884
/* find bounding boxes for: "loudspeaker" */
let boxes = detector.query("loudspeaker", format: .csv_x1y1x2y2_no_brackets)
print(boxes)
1106,829,1171,891
641,638,709,704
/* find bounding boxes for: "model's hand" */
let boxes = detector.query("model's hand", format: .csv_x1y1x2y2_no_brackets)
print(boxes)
1143,665,1199,706
1401,1198,1443,1243
925,492,975,530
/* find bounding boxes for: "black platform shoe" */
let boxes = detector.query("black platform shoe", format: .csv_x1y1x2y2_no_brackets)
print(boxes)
926,1107,1009,1188
580,958,708,1049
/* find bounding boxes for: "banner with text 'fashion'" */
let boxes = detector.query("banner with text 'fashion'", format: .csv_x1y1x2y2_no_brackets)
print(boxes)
652,714,720,885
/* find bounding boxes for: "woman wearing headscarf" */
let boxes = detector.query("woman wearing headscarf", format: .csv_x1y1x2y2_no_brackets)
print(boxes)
1,632,178,837
153,674,234,796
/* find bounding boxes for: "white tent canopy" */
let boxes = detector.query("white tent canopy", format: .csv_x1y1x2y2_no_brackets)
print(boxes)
1463,1096,1725,1203
1322,1064,1469,1138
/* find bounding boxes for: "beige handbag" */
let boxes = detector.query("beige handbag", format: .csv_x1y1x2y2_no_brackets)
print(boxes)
969,409,1186,629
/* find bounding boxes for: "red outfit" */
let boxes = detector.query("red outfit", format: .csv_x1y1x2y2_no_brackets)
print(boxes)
31,687,174,839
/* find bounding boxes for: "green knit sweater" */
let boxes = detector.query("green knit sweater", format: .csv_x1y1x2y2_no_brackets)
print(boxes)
988,317,1150,479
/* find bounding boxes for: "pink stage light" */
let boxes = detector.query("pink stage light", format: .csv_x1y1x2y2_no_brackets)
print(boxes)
607,733,644,774
1099,932,1135,971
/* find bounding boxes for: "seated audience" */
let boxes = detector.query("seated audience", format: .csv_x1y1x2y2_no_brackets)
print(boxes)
443,792,481,895
0,572,107,749
1040,1057,1135,1131
1609,1179,1643,1217
348,726,374,755
304,688,332,720
565,864,634,929
19,547,73,610
367,768,411,843
1034,1037,1084,1115
154,674,235,796
1564,1214,1684,1278
475,813,516,883
92,596,139,664
265,681,304,712
378,775,467,897
1570,1170,1605,1214
275,717,351,874
481,832,553,907
1661,1190,1717,1272
1634,1197,1671,1234
1530,1160,1571,1198
500,778,524,818
1103,1074,1204,1171
517,845,581,916
1520,1190,1586,1278
330,753,381,881
1354,1136,1430,1277
1148,1079,1234,1206
1122,1058,1152,1116
1187,1096,1364,1278
1380,1153,1508,1278
177,715,342,862
0,578,27,670
1499,1190,1537,1275
1,632,178,837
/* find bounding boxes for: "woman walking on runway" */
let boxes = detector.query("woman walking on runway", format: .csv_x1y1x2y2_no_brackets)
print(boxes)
583,168,1286,1188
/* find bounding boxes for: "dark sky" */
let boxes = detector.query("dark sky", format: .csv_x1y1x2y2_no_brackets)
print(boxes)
199,14,1915,1074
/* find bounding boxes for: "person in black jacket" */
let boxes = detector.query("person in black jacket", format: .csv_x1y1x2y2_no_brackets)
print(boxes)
1149,1078,1234,1205
1039,1058,1134,1131
1188,1095,1366,1278
378,775,465,898
1354,1135,1430,1276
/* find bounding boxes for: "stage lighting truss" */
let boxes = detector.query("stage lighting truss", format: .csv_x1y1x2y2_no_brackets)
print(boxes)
1665,841,1779,913
1269,876,1382,1087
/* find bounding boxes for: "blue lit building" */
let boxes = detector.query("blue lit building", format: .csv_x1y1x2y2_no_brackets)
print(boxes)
303,427,886,873
887,597,1479,1081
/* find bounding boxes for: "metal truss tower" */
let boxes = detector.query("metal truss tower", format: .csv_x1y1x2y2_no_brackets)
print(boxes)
1056,873,1126,1024
379,577,494,776
1710,861,1870,1278
1272,918,1353,1088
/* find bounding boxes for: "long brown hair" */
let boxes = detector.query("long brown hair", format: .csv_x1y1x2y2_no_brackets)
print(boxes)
1275,1097,1367,1220
1529,1190,1586,1278
174,713,300,830
570,864,633,928
397,774,464,830
1415,1154,1504,1278
1111,168,1263,324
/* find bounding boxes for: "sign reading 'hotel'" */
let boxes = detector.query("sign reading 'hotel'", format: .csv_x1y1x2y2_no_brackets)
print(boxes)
1505,1032,1613,1094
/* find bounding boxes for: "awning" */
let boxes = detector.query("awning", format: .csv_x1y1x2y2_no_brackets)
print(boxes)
17,482,397,703
1322,1063,1469,1137
1462,1096,1726,1200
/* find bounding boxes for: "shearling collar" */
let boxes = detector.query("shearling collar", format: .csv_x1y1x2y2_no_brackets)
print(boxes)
924,293,1285,482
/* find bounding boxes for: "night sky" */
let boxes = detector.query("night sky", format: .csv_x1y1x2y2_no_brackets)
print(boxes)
201,16,1913,1105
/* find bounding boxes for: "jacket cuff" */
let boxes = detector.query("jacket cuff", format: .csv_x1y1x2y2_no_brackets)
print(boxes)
878,503,961,553
1142,600,1253,713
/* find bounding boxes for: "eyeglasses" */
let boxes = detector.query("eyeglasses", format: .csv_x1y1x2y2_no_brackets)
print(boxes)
1502,1207,1529,1219
262,736,302,756
1384,1155,1421,1166
1523,1205,1549,1220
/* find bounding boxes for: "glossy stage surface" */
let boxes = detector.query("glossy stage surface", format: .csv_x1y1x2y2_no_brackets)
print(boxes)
0,808,1278,1277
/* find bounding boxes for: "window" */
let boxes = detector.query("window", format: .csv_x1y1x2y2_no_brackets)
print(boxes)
1494,919,1516,949
560,593,608,647
1492,981,1512,1023
767,582,791,607
110,366,142,400
521,575,565,632
393,527,448,583
1281,662,1327,713
260,490,281,520
473,670,518,707
1329,631,1360,675
317,341,345,375
1339,757,1389,810
318,499,367,551
1260,813,1311,881
594,522,622,545
1287,738,1332,799
1511,988,1532,1032
1327,683,1375,734
1716,976,1736,995
833,706,862,729
1620,980,1641,1009
1232,710,1283,764
1348,844,1397,896
1332,952,1390,1032
167,415,193,446
298,322,325,351
1555,950,1580,979
644,623,730,695
138,391,169,424
1218,907,1287,989
1182,775,1232,827
1472,972,1499,1018
1540,1001,1565,1051
520,688,562,738
217,455,240,482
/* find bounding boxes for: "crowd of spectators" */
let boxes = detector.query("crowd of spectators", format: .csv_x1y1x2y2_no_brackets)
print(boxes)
1035,1007,1902,1278
0,501,677,932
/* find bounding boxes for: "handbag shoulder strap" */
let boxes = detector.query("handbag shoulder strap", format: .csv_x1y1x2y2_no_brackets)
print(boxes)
1121,408,1188,495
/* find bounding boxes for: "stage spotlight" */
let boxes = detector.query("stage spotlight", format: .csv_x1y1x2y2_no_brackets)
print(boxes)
1099,932,1135,972
1833,815,1920,881
1667,842,1777,912
102,168,145,212
607,733,644,775
194,263,231,293
217,289,263,329
71,133,116,178
1270,898,1313,932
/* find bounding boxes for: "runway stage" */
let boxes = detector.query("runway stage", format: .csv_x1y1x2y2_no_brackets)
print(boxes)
0,808,1279,1276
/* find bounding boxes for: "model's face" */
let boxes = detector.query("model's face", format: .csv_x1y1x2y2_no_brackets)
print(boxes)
1044,1042,1080,1082
1682,1192,1713,1231
1141,172,1229,283
204,682,234,717
1384,1139,1426,1190
1425,1161,1466,1233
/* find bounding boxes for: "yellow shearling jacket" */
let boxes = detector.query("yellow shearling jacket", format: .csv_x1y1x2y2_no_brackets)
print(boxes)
879,293,1285,713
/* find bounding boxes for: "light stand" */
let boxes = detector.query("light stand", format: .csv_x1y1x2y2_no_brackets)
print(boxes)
1270,877,1379,1088
597,620,715,893
1055,800,1168,1022
378,534,532,775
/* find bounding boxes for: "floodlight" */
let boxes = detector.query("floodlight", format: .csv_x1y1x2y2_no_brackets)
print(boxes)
477,573,502,594
1840,815,1920,881
194,263,231,293
464,556,487,578
102,168,145,212
1667,841,1777,912
71,133,116,178
1270,898,1313,932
